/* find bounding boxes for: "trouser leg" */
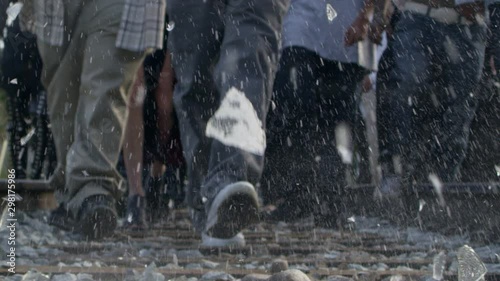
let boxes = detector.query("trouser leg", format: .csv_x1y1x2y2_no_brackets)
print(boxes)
427,23,485,181
168,0,289,231
313,62,366,225
39,0,145,217
266,46,366,222
38,0,83,201
376,14,434,184
264,47,323,216
167,0,224,231
378,14,486,184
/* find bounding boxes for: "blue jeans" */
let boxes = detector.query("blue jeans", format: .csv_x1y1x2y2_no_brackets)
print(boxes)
377,12,487,182
167,0,289,232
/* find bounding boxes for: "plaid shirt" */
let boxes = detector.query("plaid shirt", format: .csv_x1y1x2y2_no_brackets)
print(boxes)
19,0,166,52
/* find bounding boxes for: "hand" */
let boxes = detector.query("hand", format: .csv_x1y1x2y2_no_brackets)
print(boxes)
345,15,370,47
362,75,373,93
368,21,386,45
455,2,484,22
488,53,498,78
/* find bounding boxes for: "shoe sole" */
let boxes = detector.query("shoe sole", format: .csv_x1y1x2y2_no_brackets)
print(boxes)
79,206,117,240
201,232,246,247
206,182,259,239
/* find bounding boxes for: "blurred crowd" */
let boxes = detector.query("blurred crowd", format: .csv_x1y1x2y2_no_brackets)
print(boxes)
0,0,498,245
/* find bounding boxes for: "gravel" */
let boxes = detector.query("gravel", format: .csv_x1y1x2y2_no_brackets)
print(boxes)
2,210,499,281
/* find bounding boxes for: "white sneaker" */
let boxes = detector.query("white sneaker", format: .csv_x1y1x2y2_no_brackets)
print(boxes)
201,232,246,247
205,181,259,239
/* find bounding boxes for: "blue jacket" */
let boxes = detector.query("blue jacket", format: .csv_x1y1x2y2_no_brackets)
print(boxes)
281,0,377,71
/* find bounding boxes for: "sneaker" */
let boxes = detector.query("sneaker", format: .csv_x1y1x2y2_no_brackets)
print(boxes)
77,195,117,240
201,232,246,247
205,181,259,239
123,195,147,230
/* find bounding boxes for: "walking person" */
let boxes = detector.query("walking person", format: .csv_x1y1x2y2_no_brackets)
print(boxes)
262,0,377,226
460,0,500,182
22,0,166,239
167,0,290,246
370,0,487,195
123,30,185,229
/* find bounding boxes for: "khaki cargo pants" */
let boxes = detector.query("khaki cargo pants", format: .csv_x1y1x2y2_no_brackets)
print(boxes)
37,0,145,218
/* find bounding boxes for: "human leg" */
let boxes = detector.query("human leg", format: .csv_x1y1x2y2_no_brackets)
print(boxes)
167,0,225,233
312,62,366,227
263,46,324,221
427,23,486,181
124,67,146,198
39,0,146,239
376,13,434,193
168,0,289,242
123,66,148,229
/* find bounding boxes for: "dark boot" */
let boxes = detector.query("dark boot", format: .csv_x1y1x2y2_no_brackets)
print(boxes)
123,195,147,230
144,175,163,223
77,195,117,240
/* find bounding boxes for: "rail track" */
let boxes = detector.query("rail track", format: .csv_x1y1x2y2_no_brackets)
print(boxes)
1,202,500,281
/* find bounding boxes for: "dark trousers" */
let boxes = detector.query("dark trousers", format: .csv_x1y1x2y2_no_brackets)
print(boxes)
167,0,289,231
460,3,500,182
263,47,366,220
377,12,486,182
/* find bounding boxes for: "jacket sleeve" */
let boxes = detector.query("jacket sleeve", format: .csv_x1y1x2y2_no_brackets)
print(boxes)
489,2,500,70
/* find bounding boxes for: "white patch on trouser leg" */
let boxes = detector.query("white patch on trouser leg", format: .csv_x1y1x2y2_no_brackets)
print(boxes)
205,87,266,156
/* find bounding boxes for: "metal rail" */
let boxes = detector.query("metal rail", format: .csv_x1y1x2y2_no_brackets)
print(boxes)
0,179,498,194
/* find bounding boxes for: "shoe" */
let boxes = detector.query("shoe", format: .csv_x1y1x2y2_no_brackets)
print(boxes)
48,204,74,231
201,232,246,247
374,174,403,199
123,195,147,230
205,181,259,239
77,195,117,240
163,166,186,208
261,197,312,223
144,175,164,223
314,210,355,230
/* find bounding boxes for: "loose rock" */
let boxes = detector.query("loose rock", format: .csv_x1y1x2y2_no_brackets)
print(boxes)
202,259,220,269
186,263,203,269
177,250,204,259
201,271,236,281
76,273,94,281
140,262,165,281
268,269,311,281
381,275,407,281
51,273,77,281
271,259,289,274
241,273,271,281
457,245,487,281
326,276,354,281
20,270,50,281
5,274,24,281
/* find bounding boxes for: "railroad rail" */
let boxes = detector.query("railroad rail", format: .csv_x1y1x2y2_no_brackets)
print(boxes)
1,180,499,193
